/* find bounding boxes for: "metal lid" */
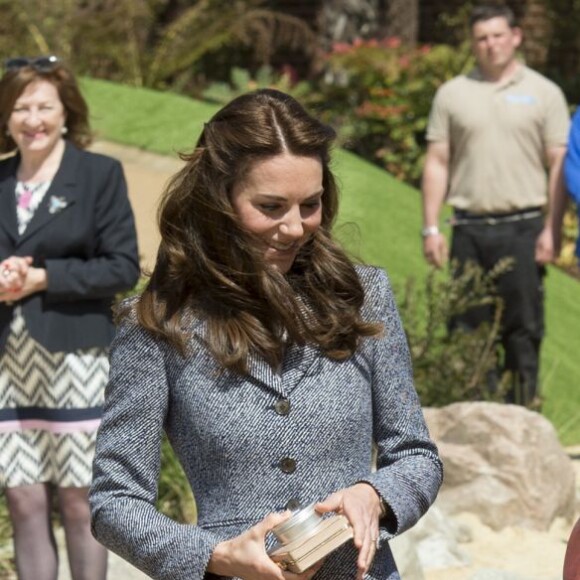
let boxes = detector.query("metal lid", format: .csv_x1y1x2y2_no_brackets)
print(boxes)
271,503,322,544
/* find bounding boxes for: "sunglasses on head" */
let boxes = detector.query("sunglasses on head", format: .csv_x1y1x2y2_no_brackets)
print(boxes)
4,55,60,72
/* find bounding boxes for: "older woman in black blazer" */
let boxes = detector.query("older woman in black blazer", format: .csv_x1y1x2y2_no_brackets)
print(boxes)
90,89,441,580
0,57,139,580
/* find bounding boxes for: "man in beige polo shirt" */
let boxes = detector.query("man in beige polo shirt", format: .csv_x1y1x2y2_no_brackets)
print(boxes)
421,4,569,405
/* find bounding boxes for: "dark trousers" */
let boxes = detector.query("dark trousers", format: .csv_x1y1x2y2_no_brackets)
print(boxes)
450,216,545,405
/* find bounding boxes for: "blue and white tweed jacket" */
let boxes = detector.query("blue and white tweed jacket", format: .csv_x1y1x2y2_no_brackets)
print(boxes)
89,266,443,579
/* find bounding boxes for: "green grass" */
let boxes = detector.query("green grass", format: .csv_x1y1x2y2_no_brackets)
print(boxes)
82,77,580,444
80,78,217,155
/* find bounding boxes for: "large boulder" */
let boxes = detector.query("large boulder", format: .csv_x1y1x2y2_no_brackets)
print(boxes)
391,504,471,573
423,402,575,531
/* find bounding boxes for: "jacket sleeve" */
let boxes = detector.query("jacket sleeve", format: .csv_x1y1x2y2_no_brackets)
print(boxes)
358,268,443,537
89,317,221,580
44,160,139,302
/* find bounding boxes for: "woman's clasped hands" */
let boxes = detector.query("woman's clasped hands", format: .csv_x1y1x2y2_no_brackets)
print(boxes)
0,256,46,302
207,483,383,580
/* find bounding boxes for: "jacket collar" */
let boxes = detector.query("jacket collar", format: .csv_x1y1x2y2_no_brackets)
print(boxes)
17,141,81,245
0,141,82,245
0,154,19,243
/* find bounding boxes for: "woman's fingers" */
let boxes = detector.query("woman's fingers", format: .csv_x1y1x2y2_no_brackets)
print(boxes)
0,256,31,291
315,491,342,514
317,484,384,578
257,510,292,537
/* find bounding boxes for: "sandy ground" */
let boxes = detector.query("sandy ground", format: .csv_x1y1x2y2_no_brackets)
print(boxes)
44,143,578,579
89,141,183,272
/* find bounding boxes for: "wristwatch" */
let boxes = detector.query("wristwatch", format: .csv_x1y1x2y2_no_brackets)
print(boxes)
421,225,440,238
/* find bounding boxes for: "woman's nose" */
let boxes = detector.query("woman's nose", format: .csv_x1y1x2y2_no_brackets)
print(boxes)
23,110,42,126
279,209,304,238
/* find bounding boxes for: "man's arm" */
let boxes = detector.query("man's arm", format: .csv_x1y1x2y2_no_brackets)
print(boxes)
421,141,450,268
536,145,567,264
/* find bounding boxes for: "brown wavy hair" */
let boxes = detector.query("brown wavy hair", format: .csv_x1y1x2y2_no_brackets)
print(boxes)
0,59,92,153
135,88,381,373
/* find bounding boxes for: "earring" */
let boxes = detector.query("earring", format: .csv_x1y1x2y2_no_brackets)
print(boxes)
61,126,68,135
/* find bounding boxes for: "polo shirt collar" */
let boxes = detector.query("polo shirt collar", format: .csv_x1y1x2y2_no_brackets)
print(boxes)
469,62,526,89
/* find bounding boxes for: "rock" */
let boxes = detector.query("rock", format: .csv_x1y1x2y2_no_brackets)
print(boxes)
391,505,471,574
412,506,472,569
469,570,527,580
424,402,576,531
389,531,425,580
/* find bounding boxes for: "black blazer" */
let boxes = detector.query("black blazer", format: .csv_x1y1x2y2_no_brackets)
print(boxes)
0,141,139,352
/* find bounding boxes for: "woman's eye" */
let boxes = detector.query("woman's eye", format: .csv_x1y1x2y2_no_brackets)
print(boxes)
259,204,281,212
302,201,321,209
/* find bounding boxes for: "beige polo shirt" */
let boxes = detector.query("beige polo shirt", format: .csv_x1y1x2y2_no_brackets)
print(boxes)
426,65,570,213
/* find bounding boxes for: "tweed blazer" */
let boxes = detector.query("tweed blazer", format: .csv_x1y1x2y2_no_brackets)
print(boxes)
89,266,443,580
0,141,139,352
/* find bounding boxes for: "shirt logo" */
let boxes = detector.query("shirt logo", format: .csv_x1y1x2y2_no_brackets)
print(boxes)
504,94,536,105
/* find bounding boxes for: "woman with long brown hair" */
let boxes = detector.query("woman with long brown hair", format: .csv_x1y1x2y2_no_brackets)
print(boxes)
90,88,441,580
0,56,139,580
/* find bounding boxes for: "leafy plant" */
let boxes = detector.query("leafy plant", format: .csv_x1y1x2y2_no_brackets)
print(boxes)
398,259,513,407
157,438,197,523
304,37,473,186
0,0,318,92
202,65,311,104
0,491,15,577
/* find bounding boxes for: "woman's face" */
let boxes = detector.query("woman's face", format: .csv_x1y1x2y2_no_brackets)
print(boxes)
7,79,66,156
231,153,324,273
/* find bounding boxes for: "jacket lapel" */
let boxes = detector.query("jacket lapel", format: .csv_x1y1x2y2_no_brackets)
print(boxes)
0,156,19,244
190,317,285,396
17,142,79,245
281,341,321,396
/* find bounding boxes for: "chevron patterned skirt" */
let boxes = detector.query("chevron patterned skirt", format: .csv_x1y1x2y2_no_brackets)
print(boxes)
0,309,109,488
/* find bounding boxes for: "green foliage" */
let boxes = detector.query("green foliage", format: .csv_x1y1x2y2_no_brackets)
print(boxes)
305,37,473,185
0,492,14,576
202,65,311,104
157,439,197,523
0,0,317,92
399,260,512,407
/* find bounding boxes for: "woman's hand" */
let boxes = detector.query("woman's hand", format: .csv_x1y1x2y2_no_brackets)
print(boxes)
207,511,324,580
316,483,383,580
0,257,46,302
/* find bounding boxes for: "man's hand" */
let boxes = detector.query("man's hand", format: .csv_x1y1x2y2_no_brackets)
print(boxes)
423,233,448,268
535,226,555,264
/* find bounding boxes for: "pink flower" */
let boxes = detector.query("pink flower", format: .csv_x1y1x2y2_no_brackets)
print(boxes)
383,37,402,49
332,42,352,55
398,55,411,69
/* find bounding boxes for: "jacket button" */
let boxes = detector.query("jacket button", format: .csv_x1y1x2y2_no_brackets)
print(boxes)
279,457,297,474
285,498,301,511
274,398,291,415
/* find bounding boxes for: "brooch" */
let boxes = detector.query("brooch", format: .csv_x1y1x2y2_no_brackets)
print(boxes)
48,195,69,214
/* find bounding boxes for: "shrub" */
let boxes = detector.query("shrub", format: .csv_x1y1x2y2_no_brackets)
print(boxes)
202,65,311,105
304,37,473,185
397,259,513,407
